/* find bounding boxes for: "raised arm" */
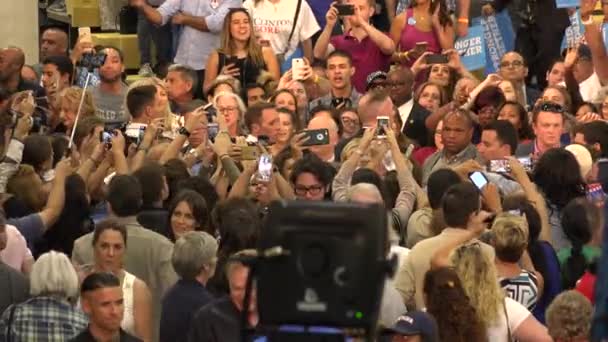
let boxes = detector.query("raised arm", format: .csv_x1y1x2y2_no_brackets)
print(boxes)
313,4,338,59
581,0,608,84
38,158,71,230
507,157,552,243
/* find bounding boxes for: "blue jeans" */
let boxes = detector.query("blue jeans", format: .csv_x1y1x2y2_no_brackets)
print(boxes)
137,12,173,65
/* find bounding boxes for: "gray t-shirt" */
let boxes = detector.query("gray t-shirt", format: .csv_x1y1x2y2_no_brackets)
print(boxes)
91,83,128,126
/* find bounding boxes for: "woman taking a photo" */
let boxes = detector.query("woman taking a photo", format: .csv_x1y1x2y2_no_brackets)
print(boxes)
204,8,280,95
390,0,454,66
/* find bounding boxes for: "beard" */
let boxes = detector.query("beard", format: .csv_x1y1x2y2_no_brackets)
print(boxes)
100,71,121,83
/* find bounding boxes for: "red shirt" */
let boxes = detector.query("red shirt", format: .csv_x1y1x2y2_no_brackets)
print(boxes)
330,32,391,93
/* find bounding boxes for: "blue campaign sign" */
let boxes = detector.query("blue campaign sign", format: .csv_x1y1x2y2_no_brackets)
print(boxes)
556,0,579,8
477,10,515,74
454,25,486,71
561,11,585,51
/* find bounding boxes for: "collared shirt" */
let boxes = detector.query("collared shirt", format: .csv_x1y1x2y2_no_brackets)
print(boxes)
309,87,362,111
158,0,242,70
421,144,480,185
69,328,142,342
330,32,392,93
0,296,88,341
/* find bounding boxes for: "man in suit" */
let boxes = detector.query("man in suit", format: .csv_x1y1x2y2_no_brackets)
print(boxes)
484,0,569,90
515,101,565,158
497,52,541,110
388,68,432,147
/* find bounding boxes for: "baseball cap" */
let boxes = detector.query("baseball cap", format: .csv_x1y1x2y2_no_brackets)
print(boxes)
366,71,388,90
389,311,439,341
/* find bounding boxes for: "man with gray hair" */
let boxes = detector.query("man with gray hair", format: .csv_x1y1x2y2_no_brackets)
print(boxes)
160,231,218,342
345,182,407,328
165,64,197,113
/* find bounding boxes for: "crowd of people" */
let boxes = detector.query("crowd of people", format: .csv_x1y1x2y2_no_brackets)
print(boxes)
1,0,608,340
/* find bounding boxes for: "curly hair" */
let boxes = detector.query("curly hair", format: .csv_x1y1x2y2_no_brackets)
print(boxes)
424,267,488,342
546,290,592,340
451,243,504,327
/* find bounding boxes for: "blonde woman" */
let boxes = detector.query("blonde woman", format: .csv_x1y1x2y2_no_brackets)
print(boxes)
55,86,96,134
203,8,279,94
451,243,552,342
492,213,544,312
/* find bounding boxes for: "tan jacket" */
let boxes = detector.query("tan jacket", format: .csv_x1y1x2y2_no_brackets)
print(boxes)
393,228,495,309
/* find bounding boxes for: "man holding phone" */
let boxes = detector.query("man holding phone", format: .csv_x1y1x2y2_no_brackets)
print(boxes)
309,50,361,110
313,0,396,93
306,115,340,164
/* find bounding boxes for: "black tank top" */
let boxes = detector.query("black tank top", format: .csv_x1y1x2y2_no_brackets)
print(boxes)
217,52,266,89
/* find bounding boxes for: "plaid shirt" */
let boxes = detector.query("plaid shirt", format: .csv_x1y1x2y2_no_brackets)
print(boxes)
0,296,88,341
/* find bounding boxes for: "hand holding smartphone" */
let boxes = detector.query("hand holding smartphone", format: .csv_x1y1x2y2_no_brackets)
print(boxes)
292,58,306,81
335,3,355,16
376,116,389,139
257,154,273,182
468,171,489,191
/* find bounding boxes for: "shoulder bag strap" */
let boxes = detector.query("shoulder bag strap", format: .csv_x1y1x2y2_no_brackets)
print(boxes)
6,304,17,342
503,298,513,342
283,0,303,55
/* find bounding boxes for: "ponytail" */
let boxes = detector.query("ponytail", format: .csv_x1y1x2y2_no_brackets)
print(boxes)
562,241,587,289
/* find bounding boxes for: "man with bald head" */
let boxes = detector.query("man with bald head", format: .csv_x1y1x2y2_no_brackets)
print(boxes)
0,47,46,99
498,51,540,109
307,114,340,165
388,67,432,147
334,89,395,159
421,109,479,185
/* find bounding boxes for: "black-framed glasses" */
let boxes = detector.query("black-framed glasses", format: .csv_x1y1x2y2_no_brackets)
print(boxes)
294,184,324,196
534,101,564,114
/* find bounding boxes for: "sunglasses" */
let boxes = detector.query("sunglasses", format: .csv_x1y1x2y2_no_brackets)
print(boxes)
534,101,564,114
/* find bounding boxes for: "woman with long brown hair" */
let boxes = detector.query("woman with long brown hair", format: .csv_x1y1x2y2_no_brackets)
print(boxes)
203,8,279,95
423,267,488,342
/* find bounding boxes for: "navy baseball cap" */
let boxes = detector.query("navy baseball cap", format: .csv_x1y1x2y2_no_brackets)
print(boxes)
389,311,439,342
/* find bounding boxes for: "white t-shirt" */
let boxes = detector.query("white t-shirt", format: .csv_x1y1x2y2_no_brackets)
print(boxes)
243,0,320,57
579,72,602,103
486,297,531,342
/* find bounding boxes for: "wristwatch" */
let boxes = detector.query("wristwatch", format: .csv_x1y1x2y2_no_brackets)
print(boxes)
178,126,191,137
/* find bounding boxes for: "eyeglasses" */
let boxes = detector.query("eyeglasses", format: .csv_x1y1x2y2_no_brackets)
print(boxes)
341,117,359,125
294,184,324,196
499,60,524,69
534,101,564,114
386,81,406,89
217,106,239,114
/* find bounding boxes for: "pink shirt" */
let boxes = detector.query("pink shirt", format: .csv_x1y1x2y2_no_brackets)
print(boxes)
399,9,441,67
0,225,33,273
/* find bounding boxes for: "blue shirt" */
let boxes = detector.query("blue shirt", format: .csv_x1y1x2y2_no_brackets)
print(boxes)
157,0,242,70
306,0,330,28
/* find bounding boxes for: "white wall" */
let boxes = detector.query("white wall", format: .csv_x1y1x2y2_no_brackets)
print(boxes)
0,0,39,64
